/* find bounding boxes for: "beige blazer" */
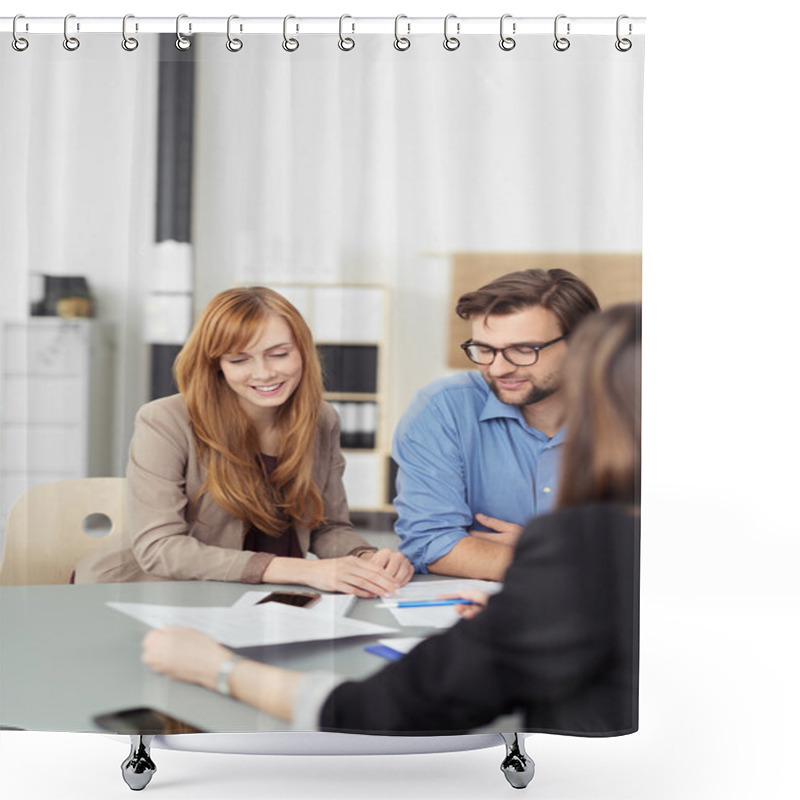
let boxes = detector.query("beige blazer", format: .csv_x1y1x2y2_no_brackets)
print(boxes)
74,394,371,584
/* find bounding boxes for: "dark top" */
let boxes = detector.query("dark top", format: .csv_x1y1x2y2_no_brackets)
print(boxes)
320,504,640,736
242,455,303,559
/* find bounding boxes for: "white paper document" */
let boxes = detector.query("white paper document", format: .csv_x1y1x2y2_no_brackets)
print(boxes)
107,601,396,648
381,579,503,629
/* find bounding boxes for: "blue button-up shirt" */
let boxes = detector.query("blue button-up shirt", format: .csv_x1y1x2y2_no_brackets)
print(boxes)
392,372,564,573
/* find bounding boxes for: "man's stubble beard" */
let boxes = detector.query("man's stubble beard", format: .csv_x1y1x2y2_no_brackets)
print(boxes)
486,377,560,407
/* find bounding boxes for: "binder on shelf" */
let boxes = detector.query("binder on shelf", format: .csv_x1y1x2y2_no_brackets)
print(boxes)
387,456,399,506
357,402,377,449
332,401,378,450
318,345,378,394
339,402,359,449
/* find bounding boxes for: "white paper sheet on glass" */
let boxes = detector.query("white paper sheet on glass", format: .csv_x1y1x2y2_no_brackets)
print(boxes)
106,601,396,648
232,590,357,618
381,579,503,629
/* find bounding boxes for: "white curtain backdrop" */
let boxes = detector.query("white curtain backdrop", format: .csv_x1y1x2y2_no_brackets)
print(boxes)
191,32,644,431
1,36,160,471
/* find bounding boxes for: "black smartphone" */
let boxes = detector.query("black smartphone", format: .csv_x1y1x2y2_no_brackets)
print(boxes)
93,707,206,734
256,591,321,608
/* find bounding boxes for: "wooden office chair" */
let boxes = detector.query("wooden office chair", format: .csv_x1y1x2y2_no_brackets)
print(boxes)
0,477,124,586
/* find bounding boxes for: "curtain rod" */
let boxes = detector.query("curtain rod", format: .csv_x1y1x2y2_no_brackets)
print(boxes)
1,16,646,37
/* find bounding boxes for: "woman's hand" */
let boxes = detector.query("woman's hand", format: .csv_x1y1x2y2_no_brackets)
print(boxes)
359,548,414,587
469,514,524,548
298,555,403,598
142,627,233,690
436,589,491,620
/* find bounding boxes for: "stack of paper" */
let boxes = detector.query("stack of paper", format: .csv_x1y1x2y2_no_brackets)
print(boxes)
381,579,503,629
107,600,396,648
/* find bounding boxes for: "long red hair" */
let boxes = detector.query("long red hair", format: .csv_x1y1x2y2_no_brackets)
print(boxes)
174,286,325,535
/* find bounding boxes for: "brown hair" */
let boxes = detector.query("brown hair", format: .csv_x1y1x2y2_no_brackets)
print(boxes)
557,303,641,509
173,286,325,535
455,268,600,336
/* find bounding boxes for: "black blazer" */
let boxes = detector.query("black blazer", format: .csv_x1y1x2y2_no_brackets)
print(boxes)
320,504,640,736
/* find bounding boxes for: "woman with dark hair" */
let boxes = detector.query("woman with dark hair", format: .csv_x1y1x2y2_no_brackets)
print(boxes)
75,286,412,596
142,303,641,736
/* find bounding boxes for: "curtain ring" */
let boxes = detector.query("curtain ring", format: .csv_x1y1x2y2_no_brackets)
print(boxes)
121,14,139,51
63,13,80,51
443,14,460,51
499,14,516,51
615,15,632,52
338,14,355,51
176,14,191,51
394,14,411,51
12,14,29,52
553,14,570,52
282,15,299,52
226,15,243,52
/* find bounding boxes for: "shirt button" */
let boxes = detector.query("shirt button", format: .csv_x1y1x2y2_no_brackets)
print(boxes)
543,487,551,493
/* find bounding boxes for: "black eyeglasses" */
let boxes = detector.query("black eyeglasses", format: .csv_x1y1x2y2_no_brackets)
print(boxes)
460,335,566,367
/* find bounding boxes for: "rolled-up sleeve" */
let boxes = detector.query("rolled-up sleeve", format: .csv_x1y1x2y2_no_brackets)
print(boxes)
391,392,472,573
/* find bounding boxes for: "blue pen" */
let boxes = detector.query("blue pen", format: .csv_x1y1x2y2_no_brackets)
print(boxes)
376,598,477,609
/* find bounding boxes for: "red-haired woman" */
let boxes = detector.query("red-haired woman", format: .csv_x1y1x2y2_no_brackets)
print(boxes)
75,287,412,596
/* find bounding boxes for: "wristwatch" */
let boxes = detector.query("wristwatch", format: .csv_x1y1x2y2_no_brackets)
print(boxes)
215,655,243,696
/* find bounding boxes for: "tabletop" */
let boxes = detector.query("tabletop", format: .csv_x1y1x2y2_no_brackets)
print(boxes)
0,576,449,734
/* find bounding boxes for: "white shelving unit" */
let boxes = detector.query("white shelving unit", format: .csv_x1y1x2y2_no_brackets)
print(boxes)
0,318,115,539
273,284,392,513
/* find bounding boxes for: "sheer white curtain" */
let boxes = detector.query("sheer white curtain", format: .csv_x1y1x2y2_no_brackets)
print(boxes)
0,35,159,470
191,33,644,430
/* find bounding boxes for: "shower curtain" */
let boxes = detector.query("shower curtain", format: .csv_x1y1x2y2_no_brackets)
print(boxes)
0,16,644,739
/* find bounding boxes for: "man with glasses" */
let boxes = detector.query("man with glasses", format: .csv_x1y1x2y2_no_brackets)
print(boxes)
392,268,600,580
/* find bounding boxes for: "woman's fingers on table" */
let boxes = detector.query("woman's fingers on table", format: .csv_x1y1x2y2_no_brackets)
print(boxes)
311,556,401,598
363,548,414,586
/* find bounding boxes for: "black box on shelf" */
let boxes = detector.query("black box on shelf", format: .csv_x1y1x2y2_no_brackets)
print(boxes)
318,344,378,394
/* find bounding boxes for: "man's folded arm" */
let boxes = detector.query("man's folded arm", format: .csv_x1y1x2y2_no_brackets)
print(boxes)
427,536,514,581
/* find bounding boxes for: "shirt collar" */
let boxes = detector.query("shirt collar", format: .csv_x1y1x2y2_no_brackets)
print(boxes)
479,384,566,444
479,388,524,423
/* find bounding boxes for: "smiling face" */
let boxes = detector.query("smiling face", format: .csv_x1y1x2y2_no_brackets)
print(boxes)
218,315,303,422
471,306,568,414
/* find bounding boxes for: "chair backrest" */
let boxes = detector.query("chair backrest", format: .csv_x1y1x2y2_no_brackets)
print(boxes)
0,477,125,586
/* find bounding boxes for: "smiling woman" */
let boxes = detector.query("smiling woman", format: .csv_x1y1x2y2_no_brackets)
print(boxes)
73,286,414,595
218,317,304,428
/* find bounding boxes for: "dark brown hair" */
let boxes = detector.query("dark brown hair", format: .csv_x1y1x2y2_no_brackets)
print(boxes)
557,303,641,509
455,268,600,336
173,286,325,535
